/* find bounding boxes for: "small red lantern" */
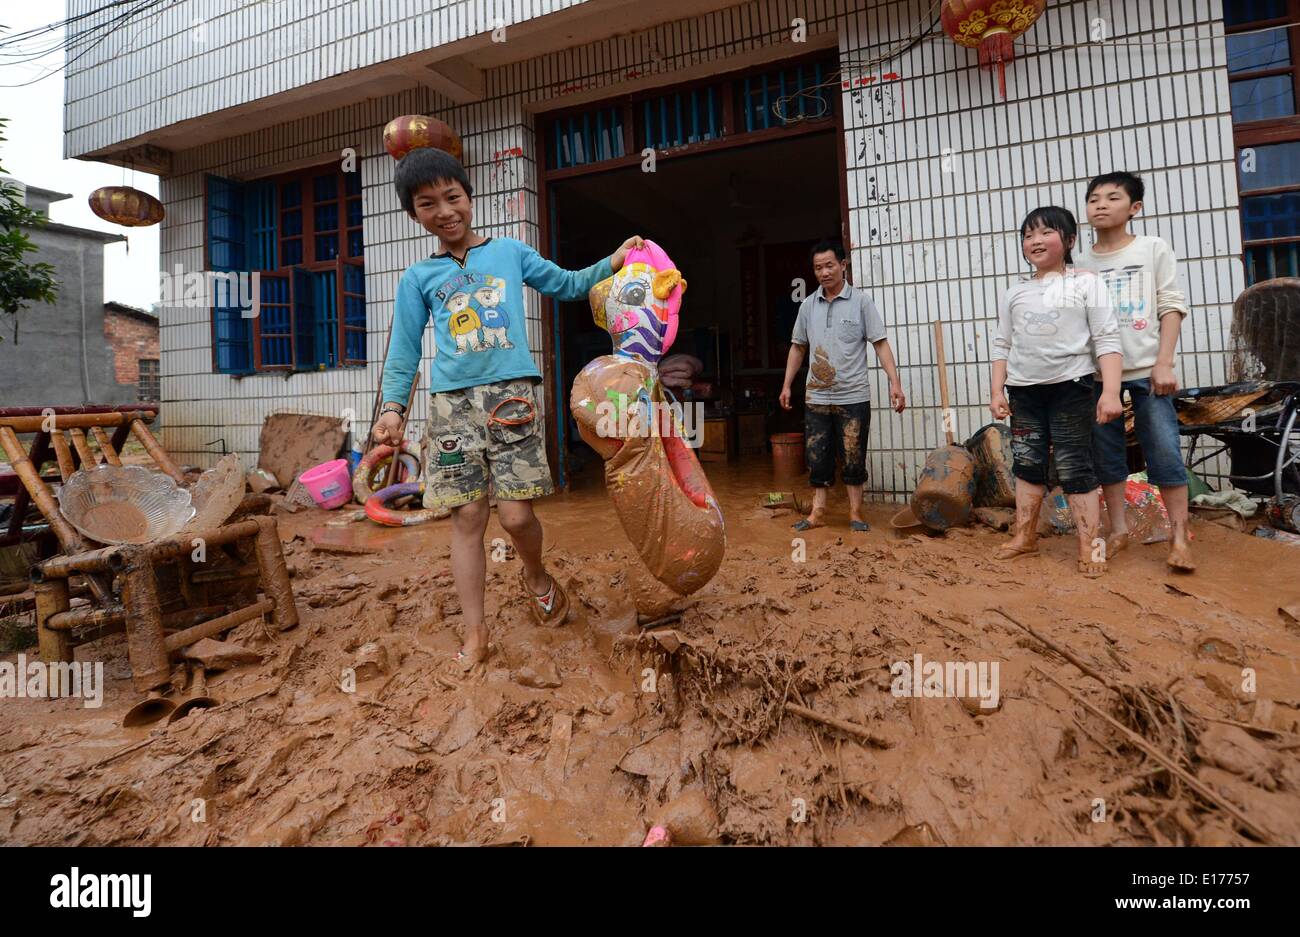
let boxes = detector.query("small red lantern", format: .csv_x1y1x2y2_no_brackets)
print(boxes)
87,186,164,227
942,0,1047,99
383,114,463,162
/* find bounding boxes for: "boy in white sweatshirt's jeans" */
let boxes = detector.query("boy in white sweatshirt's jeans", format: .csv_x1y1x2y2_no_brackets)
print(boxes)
1077,171,1194,572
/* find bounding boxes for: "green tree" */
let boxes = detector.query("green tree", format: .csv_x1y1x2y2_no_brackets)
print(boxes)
0,116,58,343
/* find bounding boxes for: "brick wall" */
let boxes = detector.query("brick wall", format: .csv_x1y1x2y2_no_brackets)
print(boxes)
103,309,160,385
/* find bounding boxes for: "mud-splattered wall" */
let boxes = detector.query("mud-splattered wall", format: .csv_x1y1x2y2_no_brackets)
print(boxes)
143,0,1237,495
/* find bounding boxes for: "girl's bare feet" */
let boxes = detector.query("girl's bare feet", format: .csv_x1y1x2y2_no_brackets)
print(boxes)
994,489,1042,559
993,532,1039,559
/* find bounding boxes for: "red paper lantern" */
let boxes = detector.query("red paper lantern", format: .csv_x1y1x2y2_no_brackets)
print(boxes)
87,186,164,227
383,114,463,162
942,0,1047,99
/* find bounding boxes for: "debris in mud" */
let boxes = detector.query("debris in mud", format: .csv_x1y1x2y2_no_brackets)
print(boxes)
885,821,945,846
512,659,561,689
351,642,390,682
645,788,720,845
310,534,379,556
180,638,261,671
972,507,1014,531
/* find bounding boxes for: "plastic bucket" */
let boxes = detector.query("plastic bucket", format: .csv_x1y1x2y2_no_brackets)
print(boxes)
771,433,806,479
910,445,976,532
299,458,352,510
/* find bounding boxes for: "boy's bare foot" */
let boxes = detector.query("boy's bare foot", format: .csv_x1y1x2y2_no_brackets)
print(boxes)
1167,539,1196,572
1077,558,1107,578
1105,530,1130,556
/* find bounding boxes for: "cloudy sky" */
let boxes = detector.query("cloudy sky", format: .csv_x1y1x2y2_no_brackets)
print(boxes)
1,4,160,311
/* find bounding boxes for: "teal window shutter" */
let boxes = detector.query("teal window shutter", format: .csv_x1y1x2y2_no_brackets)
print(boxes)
207,174,253,373
292,266,316,369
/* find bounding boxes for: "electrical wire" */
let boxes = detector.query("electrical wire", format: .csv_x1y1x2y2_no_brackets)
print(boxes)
0,0,168,87
773,1,943,123
770,13,1300,127
0,0,146,46
1018,19,1300,50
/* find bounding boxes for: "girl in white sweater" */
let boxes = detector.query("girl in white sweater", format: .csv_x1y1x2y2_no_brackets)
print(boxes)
990,206,1124,577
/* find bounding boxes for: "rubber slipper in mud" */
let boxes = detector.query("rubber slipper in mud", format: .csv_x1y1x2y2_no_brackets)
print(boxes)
993,544,1039,560
521,569,569,627
850,520,871,532
792,519,821,531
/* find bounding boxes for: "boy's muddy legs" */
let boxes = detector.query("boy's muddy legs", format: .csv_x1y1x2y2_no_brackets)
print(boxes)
994,481,1043,560
1069,492,1106,578
450,499,491,665
1160,484,1196,571
495,499,552,597
1100,481,1130,556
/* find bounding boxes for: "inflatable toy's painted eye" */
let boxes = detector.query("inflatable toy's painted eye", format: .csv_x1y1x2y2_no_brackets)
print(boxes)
618,281,647,306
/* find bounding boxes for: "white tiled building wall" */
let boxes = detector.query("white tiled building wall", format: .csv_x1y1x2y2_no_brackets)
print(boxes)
74,0,1241,496
845,0,1241,494
63,0,588,158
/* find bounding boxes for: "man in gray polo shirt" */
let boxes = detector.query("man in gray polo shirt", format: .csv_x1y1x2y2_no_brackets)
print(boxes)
779,240,906,532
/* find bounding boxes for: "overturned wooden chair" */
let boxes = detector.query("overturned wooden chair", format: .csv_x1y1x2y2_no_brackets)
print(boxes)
0,408,298,692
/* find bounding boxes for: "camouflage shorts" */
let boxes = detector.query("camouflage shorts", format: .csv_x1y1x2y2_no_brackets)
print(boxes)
422,378,554,510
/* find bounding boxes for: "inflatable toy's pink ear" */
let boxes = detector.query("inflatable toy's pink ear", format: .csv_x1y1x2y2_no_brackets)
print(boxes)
629,239,684,355
660,290,681,356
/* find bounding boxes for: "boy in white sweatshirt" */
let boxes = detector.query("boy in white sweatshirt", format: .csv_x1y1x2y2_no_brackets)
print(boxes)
1077,172,1194,572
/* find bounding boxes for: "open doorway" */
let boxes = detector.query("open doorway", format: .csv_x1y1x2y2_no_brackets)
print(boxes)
547,129,842,485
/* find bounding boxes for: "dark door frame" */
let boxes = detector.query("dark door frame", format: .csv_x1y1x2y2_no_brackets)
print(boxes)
535,51,851,489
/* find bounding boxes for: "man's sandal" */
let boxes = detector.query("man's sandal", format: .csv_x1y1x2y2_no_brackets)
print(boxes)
521,569,570,627
993,544,1039,560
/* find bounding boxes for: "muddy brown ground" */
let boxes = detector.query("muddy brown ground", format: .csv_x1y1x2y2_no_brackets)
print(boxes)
2,463,1299,846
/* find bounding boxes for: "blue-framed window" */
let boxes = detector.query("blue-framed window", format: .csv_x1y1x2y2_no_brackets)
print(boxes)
542,54,836,173
638,86,722,150
1227,1,1300,285
737,61,831,131
206,165,365,372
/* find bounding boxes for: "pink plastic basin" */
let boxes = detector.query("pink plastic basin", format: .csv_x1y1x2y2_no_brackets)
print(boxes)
298,458,352,509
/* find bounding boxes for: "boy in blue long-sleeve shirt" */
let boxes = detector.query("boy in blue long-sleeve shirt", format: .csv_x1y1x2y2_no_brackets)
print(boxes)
372,148,642,669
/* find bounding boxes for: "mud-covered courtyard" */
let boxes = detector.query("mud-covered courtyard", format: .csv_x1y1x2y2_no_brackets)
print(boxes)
2,464,1299,846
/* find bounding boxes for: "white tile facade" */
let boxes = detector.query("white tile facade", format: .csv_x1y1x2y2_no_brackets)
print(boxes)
69,0,1242,495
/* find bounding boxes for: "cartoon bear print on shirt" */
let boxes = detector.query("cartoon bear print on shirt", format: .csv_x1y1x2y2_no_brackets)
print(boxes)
1023,308,1060,336
474,276,513,349
445,292,483,354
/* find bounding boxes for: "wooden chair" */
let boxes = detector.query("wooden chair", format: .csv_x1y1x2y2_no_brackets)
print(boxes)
0,408,298,691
